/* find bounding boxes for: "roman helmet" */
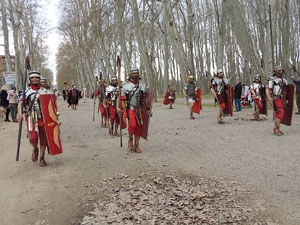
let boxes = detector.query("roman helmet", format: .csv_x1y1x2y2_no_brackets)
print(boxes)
217,69,224,78
274,65,284,77
129,67,140,81
29,71,41,85
254,74,261,81
110,75,118,86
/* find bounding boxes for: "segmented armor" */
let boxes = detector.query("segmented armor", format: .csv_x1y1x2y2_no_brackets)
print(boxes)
121,81,147,109
105,85,118,106
184,83,197,98
211,77,228,94
267,76,288,96
22,86,52,131
251,81,264,98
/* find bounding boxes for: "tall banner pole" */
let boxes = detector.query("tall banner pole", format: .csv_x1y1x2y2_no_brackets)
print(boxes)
16,56,31,161
117,56,122,147
93,76,98,122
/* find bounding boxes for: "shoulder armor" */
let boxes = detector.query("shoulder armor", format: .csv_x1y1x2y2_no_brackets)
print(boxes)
139,82,147,92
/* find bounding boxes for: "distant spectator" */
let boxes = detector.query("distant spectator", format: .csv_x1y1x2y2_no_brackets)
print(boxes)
7,86,18,122
0,85,10,122
234,80,242,111
291,76,300,115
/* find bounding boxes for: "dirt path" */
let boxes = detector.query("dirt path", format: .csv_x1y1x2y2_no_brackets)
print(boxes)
0,97,299,224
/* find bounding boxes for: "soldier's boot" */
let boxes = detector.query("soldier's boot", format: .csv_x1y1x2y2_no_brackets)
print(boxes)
128,137,134,152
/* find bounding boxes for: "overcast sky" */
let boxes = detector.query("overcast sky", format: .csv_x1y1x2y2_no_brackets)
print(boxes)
0,0,62,83
42,0,61,83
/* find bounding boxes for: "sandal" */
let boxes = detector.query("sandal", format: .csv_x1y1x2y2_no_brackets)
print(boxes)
32,148,39,162
40,157,47,167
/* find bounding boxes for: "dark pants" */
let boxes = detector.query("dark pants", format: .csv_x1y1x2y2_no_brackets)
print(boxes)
5,107,10,121
234,98,241,111
296,93,300,113
9,103,17,120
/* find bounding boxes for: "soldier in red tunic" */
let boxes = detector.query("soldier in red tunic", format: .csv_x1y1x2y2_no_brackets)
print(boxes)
163,85,176,109
104,76,120,136
17,71,49,167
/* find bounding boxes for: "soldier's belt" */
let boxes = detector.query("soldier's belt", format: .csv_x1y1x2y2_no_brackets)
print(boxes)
273,95,282,99
130,105,137,110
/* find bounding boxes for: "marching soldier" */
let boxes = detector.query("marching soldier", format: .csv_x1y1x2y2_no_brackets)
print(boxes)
40,77,47,88
183,75,198,119
210,70,230,124
163,85,176,109
104,76,120,136
117,67,151,153
96,79,107,127
17,71,49,166
266,66,289,136
250,74,265,120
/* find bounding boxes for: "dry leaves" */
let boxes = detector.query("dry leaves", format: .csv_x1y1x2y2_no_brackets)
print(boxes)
81,172,276,225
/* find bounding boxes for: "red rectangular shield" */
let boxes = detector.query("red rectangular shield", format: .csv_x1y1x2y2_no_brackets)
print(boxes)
258,87,268,115
40,94,63,155
141,90,154,140
224,84,233,116
193,89,202,114
281,84,295,126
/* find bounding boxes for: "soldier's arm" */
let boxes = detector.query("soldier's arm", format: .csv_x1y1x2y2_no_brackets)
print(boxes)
17,100,23,122
210,86,217,99
183,88,188,98
265,87,273,107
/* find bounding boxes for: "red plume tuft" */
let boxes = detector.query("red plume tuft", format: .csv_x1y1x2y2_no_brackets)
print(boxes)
25,56,31,70
117,56,121,66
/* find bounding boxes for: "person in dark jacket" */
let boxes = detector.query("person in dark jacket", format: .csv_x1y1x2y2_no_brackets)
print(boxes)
291,75,300,115
234,80,242,112
0,85,10,122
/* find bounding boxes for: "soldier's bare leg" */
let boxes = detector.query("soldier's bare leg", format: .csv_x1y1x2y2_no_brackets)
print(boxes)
110,120,114,135
104,116,107,127
114,123,119,136
31,143,39,162
128,132,134,151
189,103,195,119
274,118,283,135
218,108,225,124
134,135,142,153
39,145,47,167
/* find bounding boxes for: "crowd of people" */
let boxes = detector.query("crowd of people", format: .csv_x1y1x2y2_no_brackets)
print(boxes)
0,85,20,122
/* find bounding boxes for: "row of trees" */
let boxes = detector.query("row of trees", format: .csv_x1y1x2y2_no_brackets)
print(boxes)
0,0,52,89
56,0,300,94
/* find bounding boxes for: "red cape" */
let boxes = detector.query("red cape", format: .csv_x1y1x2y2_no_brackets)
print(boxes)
163,88,176,105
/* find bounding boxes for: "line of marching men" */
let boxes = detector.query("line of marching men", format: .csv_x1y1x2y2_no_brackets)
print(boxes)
162,66,299,137
16,65,300,167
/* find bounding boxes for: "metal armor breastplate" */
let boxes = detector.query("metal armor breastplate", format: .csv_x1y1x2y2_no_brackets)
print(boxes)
186,83,196,97
106,85,118,104
25,88,41,114
214,77,225,94
122,81,146,107
270,77,287,96
252,82,262,97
